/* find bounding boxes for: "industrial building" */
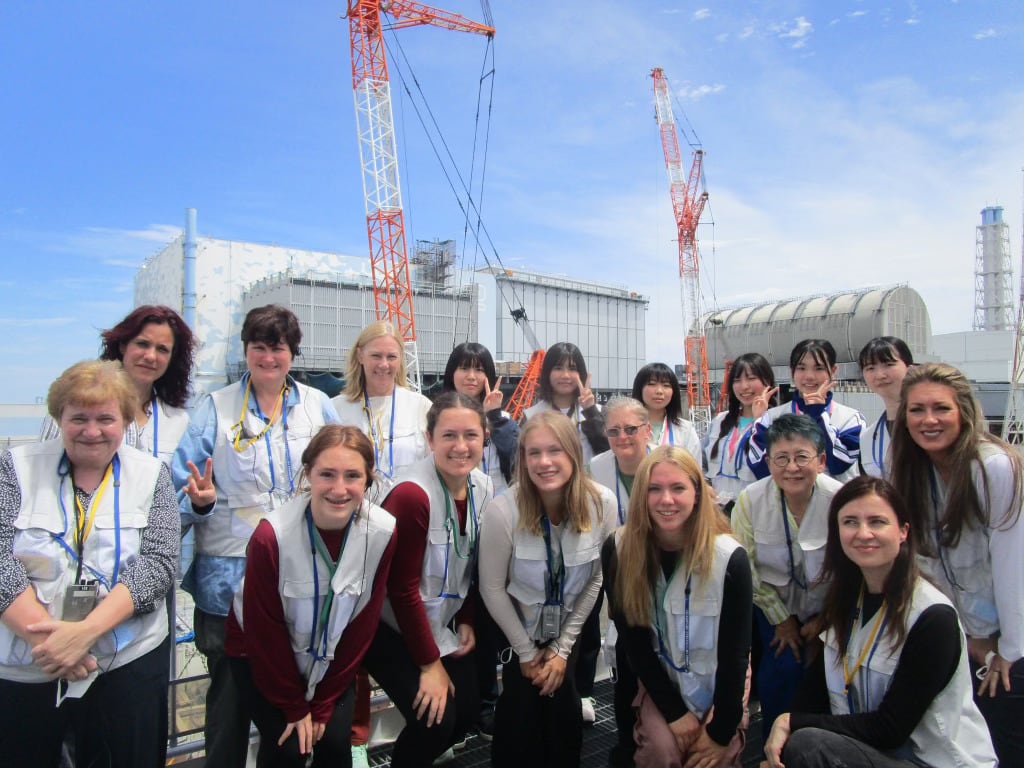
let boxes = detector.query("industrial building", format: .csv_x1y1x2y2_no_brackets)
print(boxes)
134,211,650,398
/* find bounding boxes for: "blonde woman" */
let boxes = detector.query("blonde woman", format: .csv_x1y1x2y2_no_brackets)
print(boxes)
602,446,752,767
332,321,432,499
479,410,616,767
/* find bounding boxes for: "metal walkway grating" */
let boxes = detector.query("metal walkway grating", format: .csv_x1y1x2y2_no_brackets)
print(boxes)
368,680,767,767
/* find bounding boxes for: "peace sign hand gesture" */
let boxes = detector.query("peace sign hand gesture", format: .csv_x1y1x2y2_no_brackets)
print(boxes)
576,373,596,410
483,376,504,413
184,458,216,508
803,379,831,407
753,386,779,419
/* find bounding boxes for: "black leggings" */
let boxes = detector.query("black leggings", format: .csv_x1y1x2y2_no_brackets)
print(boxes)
230,657,355,768
492,645,582,768
363,622,479,768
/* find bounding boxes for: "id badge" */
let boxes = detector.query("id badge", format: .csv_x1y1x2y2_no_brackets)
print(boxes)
63,582,98,622
541,603,561,640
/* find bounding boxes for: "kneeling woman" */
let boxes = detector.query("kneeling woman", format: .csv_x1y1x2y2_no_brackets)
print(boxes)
603,446,752,768
225,427,397,767
363,392,494,767
480,410,617,767
764,476,996,768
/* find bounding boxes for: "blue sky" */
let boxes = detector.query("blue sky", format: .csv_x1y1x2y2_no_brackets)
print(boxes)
2,0,1023,413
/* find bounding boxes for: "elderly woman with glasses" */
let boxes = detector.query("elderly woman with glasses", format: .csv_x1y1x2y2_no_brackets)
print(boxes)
731,413,843,743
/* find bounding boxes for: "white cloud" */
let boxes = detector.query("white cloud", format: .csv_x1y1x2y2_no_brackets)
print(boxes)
0,317,77,328
974,28,997,40
773,16,813,49
677,83,726,100
693,8,711,21
849,10,868,18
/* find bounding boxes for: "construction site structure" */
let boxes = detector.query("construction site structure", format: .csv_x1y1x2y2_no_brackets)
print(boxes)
346,1,494,390
974,206,1015,332
651,67,712,434
1003,177,1024,445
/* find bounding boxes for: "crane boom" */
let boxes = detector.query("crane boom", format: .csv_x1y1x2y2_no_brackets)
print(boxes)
347,1,494,390
651,67,712,434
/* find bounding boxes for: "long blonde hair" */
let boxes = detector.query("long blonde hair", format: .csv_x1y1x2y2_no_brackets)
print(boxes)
515,410,602,535
615,446,731,627
343,321,409,400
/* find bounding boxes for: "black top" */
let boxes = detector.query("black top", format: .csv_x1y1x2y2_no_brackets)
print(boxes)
789,597,961,751
601,535,752,746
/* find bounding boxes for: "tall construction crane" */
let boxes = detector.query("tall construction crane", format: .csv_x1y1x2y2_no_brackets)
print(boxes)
346,1,494,389
1004,170,1024,446
651,67,712,434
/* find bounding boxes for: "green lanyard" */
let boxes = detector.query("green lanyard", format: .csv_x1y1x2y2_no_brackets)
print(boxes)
307,506,353,660
435,469,477,559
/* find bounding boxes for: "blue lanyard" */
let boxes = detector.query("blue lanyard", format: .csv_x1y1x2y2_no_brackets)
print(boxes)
437,474,479,599
655,571,692,672
150,396,159,459
780,492,808,590
716,421,752,480
363,391,396,479
253,386,294,495
307,505,354,661
927,468,964,590
613,457,627,525
540,515,566,606
871,417,887,474
55,453,121,589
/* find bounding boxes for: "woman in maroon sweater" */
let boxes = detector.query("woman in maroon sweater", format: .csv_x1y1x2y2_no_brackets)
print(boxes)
225,426,397,767
363,392,494,767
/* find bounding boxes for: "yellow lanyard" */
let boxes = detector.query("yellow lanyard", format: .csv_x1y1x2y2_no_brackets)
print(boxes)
74,464,113,548
232,378,288,452
843,586,888,696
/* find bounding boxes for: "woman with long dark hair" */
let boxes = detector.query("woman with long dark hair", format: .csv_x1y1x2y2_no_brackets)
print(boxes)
442,342,518,494
703,352,776,511
856,337,913,478
523,342,608,466
631,363,700,461
889,363,1024,764
764,476,996,767
40,305,197,465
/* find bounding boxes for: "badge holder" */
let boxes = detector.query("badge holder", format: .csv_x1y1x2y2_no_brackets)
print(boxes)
541,603,561,641
63,581,98,622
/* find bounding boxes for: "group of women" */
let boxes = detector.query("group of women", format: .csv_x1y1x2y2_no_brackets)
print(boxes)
0,303,1021,768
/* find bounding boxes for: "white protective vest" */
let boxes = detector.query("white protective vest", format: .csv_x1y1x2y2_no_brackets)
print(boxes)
504,486,611,642
703,412,759,505
647,416,702,465
0,442,168,683
197,380,331,559
918,442,1004,640
823,579,996,767
232,495,395,701
333,387,431,501
737,474,841,621
590,450,630,527
860,414,890,479
653,534,742,721
379,456,493,657
523,401,603,467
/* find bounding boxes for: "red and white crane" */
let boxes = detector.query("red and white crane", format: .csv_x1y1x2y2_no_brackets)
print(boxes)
346,1,494,389
651,67,712,434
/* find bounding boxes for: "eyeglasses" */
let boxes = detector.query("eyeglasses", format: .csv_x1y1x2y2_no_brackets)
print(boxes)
606,424,646,438
769,453,816,469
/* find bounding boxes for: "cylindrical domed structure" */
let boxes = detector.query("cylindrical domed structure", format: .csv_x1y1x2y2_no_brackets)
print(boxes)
703,285,931,370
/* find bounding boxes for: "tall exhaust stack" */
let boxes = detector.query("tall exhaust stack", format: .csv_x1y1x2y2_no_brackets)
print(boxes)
973,206,1014,331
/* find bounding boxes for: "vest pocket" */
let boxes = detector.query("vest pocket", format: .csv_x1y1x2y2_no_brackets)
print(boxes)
282,578,319,643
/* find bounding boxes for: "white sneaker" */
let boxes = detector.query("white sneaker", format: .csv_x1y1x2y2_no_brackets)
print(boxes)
351,743,370,768
581,696,596,724
433,747,456,765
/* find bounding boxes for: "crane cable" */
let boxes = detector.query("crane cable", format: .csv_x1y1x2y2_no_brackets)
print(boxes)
382,20,529,329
